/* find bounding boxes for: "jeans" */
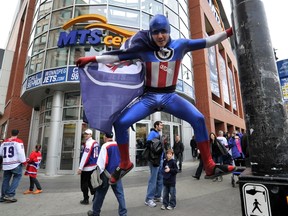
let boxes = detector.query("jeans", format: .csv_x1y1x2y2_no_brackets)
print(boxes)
145,160,163,201
92,177,127,216
163,185,176,208
1,164,23,197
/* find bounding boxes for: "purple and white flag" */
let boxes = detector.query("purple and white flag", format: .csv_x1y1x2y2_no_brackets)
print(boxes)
79,60,144,134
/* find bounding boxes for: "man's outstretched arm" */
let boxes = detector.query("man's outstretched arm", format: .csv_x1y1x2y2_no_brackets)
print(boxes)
205,27,233,48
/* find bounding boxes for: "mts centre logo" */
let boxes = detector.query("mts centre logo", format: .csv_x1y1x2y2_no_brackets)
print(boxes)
57,14,135,48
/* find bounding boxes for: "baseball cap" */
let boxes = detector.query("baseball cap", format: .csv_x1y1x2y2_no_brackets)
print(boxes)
84,129,93,135
105,132,113,138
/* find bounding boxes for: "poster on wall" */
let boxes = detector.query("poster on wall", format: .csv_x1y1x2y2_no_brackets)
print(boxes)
279,77,288,101
218,54,230,105
276,59,288,78
228,68,237,110
208,46,220,97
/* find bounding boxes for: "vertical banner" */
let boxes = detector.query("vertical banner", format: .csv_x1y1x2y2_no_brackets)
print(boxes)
208,46,220,97
218,54,230,104
228,67,237,110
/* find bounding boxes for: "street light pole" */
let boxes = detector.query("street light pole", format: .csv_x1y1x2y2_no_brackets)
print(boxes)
231,0,288,214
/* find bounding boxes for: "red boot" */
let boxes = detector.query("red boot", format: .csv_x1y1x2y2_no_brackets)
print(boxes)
109,144,134,185
197,140,236,179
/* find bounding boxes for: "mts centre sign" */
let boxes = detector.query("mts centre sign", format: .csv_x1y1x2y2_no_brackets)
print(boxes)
57,14,135,48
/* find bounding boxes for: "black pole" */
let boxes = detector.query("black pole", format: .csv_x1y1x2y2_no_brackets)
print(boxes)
231,0,288,177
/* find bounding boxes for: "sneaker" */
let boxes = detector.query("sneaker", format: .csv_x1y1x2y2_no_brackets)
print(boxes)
154,197,163,202
0,197,5,202
23,189,33,194
3,196,17,203
167,206,174,210
161,205,166,210
33,189,42,194
212,177,218,182
145,199,157,207
80,199,89,205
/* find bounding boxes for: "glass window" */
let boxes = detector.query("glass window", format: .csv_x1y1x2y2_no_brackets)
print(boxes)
74,5,107,18
75,0,107,4
164,0,178,11
180,18,189,39
44,110,51,123
170,25,180,40
172,116,181,123
45,48,69,69
50,8,73,28
48,28,61,48
108,6,140,28
46,96,53,109
110,0,140,9
69,45,104,65
64,92,81,106
161,112,171,121
38,0,52,20
182,54,192,71
141,13,150,30
30,52,44,75
53,0,73,9
141,0,163,14
164,8,179,29
35,14,49,36
32,33,47,55
63,108,79,120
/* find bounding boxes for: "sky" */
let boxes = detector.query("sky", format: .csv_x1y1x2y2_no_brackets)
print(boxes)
0,1,287,60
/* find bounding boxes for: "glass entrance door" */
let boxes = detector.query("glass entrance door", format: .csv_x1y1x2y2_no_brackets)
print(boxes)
135,122,149,167
59,123,77,173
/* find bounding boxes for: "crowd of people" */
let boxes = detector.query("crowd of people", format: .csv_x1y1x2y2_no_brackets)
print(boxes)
0,13,243,215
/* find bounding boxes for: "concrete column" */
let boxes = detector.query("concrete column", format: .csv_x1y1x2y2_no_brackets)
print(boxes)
231,0,288,176
45,91,63,176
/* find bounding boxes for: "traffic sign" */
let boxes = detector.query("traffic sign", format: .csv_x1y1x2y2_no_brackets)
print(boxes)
242,183,271,216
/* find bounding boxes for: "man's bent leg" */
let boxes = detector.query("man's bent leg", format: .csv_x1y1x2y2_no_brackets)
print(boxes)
164,93,235,178
111,95,155,184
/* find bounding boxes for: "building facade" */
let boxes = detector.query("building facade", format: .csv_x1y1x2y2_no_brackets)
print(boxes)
0,0,245,175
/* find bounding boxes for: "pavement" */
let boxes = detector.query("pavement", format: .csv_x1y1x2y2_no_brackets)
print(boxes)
0,160,242,216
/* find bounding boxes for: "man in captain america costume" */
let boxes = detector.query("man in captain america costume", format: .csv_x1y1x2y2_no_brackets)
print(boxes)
77,14,236,184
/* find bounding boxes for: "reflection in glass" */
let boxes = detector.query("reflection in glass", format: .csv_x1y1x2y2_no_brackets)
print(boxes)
50,8,73,28
30,52,44,75
110,0,140,9
75,0,107,4
35,15,49,37
135,123,148,167
45,48,69,69
63,108,79,120
48,29,61,48
32,33,47,55
53,0,73,9
60,124,76,170
40,126,50,169
74,5,107,18
141,0,163,14
108,6,140,28
64,92,81,106
38,0,52,20
161,112,171,121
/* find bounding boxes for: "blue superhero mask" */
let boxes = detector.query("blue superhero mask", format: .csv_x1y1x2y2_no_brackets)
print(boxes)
149,14,170,35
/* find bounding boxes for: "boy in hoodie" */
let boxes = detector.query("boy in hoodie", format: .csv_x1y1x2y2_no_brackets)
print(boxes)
161,149,178,210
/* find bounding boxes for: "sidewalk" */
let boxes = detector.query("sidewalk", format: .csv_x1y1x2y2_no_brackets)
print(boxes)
0,161,242,216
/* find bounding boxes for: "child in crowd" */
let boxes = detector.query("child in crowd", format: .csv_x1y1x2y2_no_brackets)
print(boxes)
161,149,178,210
23,144,43,194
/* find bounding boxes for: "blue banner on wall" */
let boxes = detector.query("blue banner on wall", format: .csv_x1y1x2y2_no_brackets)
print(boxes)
26,72,43,89
42,67,67,85
277,59,288,78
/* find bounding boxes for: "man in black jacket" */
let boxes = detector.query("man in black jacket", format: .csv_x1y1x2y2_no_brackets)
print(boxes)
173,135,184,172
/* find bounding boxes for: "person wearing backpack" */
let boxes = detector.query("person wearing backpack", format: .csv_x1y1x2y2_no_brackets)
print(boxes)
144,121,164,208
